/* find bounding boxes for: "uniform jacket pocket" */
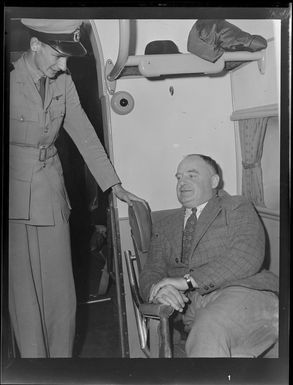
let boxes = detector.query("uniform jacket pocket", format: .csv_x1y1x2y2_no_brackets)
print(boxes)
49,156,72,210
10,108,39,144
9,179,31,219
49,93,65,120
9,147,35,220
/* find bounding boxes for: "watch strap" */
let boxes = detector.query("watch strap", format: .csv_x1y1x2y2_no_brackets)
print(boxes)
184,274,194,290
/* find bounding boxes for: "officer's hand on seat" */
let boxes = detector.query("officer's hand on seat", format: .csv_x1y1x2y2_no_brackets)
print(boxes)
151,285,189,312
112,183,147,207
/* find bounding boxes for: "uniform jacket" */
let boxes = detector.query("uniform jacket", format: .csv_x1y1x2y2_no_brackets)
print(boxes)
9,55,120,225
139,190,279,301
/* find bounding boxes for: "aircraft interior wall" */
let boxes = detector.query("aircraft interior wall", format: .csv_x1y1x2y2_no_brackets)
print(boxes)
93,18,281,357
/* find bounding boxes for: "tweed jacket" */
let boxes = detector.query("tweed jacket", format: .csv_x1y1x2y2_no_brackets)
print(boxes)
139,190,279,300
9,55,120,225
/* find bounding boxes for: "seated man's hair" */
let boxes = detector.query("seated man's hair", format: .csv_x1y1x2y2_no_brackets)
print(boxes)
198,154,220,176
186,154,220,176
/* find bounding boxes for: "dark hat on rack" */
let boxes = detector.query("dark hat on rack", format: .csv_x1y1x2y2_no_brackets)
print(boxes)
21,19,87,57
145,40,181,55
187,20,267,63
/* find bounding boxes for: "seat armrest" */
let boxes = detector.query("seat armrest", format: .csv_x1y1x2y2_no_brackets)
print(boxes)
140,302,174,358
139,303,174,319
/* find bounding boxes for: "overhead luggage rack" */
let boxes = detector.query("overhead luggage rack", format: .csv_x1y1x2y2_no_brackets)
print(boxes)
105,20,266,94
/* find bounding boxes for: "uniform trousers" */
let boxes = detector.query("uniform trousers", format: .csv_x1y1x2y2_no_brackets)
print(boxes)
183,286,278,357
9,220,76,358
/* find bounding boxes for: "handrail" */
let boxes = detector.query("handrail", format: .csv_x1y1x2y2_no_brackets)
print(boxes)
125,51,265,77
107,19,130,82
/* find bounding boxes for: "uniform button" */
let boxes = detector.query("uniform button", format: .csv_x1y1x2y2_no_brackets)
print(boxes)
210,283,215,288
20,116,24,121
204,285,209,290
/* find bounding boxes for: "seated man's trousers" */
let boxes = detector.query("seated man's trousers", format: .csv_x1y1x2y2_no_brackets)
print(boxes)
183,286,278,357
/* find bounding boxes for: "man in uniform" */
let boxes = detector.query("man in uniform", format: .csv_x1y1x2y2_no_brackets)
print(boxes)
9,19,144,358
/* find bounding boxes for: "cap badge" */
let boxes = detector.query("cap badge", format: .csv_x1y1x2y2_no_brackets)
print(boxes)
73,29,80,42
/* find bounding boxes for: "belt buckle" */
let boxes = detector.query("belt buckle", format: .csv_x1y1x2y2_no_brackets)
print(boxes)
39,146,47,162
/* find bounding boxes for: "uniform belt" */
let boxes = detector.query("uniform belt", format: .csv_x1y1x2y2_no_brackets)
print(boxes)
10,143,57,162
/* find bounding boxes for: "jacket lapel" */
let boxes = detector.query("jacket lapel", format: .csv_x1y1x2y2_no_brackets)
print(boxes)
165,208,185,259
44,78,56,110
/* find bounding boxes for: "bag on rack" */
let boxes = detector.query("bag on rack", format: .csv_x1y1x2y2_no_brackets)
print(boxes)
187,19,267,63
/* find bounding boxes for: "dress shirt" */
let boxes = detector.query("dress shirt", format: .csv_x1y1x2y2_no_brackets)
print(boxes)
23,53,44,89
184,201,208,227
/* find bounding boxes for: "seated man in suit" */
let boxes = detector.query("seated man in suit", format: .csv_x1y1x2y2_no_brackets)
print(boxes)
139,154,278,357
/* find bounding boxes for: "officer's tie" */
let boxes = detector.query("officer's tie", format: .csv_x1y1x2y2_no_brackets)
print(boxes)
38,77,46,105
182,207,197,264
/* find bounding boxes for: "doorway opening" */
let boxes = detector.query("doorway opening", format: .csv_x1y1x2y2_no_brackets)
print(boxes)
57,26,122,357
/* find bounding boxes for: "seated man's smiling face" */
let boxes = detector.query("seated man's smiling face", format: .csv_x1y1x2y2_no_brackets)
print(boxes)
175,155,219,208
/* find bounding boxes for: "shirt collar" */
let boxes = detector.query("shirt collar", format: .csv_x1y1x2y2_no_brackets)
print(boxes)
23,52,44,84
184,201,208,221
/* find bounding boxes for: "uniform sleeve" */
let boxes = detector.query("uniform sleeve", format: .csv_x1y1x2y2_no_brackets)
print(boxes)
190,200,266,295
139,222,169,301
63,74,120,192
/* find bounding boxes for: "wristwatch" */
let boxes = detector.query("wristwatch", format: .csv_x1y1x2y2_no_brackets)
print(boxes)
183,273,194,290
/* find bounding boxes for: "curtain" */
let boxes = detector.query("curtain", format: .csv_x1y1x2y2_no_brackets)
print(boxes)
239,117,269,207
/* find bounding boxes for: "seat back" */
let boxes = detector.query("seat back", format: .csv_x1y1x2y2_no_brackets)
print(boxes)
126,200,174,358
125,201,153,357
128,201,152,272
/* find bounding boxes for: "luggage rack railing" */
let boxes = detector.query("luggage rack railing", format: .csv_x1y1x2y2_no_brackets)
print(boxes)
105,20,266,93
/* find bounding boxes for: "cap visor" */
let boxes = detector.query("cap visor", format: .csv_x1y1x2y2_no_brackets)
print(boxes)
49,41,87,57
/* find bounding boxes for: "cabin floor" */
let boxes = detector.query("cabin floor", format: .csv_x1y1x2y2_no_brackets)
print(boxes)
71,223,122,358
74,283,121,358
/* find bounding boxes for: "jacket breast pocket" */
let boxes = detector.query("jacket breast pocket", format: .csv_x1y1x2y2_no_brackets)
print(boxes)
49,96,65,122
10,108,39,144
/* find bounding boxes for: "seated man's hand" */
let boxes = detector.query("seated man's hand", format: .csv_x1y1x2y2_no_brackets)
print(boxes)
150,284,189,312
149,277,191,301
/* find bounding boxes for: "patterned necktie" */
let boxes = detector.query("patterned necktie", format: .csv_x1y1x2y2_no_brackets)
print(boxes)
182,207,197,264
38,77,46,105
